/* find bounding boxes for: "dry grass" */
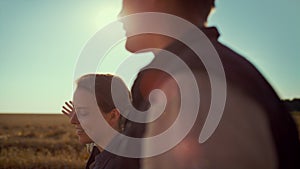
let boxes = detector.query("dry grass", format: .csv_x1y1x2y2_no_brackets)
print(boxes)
0,114,89,169
1,112,300,169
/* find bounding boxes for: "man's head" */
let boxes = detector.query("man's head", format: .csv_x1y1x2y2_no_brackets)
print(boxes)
119,0,215,53
71,74,130,144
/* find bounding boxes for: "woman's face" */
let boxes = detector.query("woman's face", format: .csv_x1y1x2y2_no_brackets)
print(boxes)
71,88,112,145
70,110,92,144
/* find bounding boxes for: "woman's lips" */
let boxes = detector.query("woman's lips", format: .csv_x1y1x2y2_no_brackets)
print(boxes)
75,127,86,135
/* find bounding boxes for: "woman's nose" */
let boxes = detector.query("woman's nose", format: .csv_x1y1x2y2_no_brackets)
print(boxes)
70,112,79,124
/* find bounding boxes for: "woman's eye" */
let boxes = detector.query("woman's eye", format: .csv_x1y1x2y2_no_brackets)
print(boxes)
77,111,89,117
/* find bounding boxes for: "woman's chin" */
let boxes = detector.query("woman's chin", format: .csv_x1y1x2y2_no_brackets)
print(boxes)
78,136,92,145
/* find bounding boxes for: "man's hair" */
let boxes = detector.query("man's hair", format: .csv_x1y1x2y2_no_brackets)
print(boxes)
178,0,215,22
76,74,130,130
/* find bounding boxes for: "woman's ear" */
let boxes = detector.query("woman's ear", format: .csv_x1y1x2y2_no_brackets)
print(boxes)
107,108,120,130
110,108,120,121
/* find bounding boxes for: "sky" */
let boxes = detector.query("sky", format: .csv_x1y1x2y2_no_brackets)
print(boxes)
0,0,299,113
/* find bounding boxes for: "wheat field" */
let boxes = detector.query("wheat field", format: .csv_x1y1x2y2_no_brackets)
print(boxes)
0,113,299,169
0,114,88,169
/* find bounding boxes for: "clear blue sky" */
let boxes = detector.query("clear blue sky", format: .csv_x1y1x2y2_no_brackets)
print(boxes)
0,0,299,113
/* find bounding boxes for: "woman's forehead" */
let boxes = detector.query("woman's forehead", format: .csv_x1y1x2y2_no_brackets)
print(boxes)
73,88,97,107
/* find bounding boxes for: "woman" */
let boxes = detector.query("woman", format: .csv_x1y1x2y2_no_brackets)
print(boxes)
62,74,130,169
62,100,101,168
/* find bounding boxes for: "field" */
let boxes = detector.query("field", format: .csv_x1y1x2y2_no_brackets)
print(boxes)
0,114,88,169
0,113,300,169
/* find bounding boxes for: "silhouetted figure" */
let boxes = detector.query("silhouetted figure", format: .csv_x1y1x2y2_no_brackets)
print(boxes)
118,0,300,169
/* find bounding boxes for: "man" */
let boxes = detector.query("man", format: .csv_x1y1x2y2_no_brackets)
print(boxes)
118,0,300,169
